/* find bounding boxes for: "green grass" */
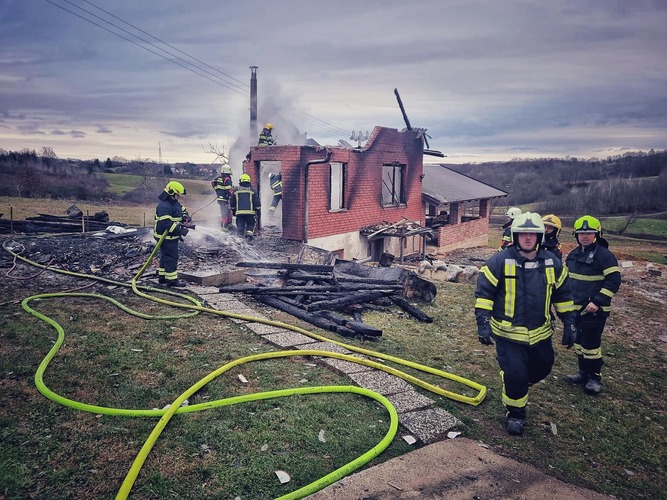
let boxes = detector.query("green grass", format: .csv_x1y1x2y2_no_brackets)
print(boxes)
601,216,667,238
102,173,145,195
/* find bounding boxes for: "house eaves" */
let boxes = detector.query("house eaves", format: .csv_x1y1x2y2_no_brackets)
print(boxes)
421,165,507,204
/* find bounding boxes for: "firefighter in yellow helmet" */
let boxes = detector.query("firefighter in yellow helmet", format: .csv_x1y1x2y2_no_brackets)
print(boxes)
499,206,522,250
258,123,275,146
229,173,261,241
153,181,191,287
541,214,563,261
475,212,577,435
564,215,621,395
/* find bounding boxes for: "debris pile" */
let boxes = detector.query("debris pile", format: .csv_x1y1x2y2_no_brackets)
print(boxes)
224,260,436,339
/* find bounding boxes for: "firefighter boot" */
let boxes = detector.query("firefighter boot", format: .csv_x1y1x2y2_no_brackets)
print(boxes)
166,279,187,288
564,371,588,385
584,376,602,395
158,276,166,284
505,418,525,436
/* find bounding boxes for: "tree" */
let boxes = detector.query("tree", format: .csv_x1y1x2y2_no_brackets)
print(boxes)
105,158,113,170
203,142,230,165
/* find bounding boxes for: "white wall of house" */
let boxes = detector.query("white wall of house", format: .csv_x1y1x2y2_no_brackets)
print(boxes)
308,231,422,261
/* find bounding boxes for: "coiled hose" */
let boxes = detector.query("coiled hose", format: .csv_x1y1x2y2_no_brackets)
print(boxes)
3,232,486,499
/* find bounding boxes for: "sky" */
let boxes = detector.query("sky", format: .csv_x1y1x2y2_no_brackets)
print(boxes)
1,0,666,166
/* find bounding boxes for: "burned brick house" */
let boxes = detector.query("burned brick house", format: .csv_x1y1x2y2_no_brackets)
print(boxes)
242,125,506,261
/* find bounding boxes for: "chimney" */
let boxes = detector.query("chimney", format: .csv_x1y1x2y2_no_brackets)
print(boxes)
250,66,258,145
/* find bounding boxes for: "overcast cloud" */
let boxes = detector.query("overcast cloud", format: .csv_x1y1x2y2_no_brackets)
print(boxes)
0,0,665,164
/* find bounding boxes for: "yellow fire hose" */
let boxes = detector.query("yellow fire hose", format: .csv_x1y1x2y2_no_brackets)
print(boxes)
3,232,486,499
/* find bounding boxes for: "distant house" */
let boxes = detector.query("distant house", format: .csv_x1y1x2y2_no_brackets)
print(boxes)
243,127,506,261
421,165,507,252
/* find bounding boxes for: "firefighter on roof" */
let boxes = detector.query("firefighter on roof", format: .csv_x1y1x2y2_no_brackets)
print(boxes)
475,212,577,436
258,123,275,146
564,215,621,395
211,164,234,231
153,181,191,288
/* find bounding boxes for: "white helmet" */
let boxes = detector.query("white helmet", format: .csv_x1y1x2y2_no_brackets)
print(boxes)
268,172,274,181
511,212,545,248
221,164,232,174
506,207,522,219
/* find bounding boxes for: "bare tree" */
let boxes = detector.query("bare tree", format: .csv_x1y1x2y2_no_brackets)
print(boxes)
203,143,230,165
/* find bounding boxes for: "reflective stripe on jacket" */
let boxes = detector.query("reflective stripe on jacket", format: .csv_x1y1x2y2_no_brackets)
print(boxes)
153,192,185,240
229,183,260,215
212,174,233,201
566,242,621,313
475,246,576,344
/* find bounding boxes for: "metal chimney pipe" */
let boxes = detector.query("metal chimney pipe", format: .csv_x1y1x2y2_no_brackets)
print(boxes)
250,66,258,144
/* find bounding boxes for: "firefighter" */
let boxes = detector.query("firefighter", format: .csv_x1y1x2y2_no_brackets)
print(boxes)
475,212,577,435
229,173,261,242
542,213,563,261
268,171,282,216
499,206,522,250
153,181,191,287
564,215,621,395
258,123,275,146
211,164,234,231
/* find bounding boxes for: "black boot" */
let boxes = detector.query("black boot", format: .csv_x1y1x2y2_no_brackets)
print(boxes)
166,279,187,288
505,418,525,436
584,376,602,395
564,371,588,384
158,276,166,284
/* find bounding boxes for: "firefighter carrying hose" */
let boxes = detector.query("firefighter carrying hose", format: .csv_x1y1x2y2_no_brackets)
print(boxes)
211,164,234,231
268,171,282,216
475,212,577,435
564,215,621,395
229,173,260,242
153,181,192,288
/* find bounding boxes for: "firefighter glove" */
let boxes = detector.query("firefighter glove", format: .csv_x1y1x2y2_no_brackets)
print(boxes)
178,224,189,237
477,318,494,346
562,323,577,349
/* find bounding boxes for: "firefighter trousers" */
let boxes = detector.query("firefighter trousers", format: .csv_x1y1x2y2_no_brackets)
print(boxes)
235,214,256,239
158,238,180,282
218,200,232,229
495,336,554,420
574,311,607,379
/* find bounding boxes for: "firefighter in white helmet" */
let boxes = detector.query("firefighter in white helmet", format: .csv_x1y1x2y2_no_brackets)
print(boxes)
499,206,522,250
475,212,577,436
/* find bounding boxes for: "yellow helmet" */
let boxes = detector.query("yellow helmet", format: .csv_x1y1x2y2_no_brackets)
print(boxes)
264,123,273,130
165,181,186,196
239,173,251,183
573,215,602,238
542,214,562,235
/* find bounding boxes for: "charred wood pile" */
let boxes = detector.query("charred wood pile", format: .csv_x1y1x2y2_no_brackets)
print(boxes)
224,260,437,339
0,207,134,235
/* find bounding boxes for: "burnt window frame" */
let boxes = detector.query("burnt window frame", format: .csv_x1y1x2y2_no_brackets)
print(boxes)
381,162,405,206
329,162,347,211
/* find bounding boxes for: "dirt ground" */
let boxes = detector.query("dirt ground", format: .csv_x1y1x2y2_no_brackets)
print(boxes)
2,232,665,499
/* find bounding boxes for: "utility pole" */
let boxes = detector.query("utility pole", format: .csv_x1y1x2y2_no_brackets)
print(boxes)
250,66,258,145
158,142,163,166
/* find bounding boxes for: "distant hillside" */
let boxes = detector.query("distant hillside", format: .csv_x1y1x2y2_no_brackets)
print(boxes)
446,150,667,216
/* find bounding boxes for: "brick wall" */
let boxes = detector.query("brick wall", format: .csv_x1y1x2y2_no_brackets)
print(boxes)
246,127,425,243
434,217,490,252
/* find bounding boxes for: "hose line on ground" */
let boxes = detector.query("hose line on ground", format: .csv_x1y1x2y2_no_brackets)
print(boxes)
3,232,487,499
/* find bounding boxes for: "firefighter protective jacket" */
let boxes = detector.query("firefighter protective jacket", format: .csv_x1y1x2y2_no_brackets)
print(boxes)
258,131,275,146
153,191,187,240
475,246,576,344
565,242,621,313
270,173,282,196
542,235,563,261
498,221,512,251
212,174,233,202
229,182,260,215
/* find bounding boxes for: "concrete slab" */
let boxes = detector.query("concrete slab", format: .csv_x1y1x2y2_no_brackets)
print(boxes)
347,370,413,396
399,407,461,443
262,331,318,348
295,342,351,355
386,390,436,414
186,285,221,296
309,437,611,500
319,356,373,375
246,323,290,335
180,268,246,286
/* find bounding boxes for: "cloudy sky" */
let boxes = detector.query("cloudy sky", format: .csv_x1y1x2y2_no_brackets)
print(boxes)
1,0,665,165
